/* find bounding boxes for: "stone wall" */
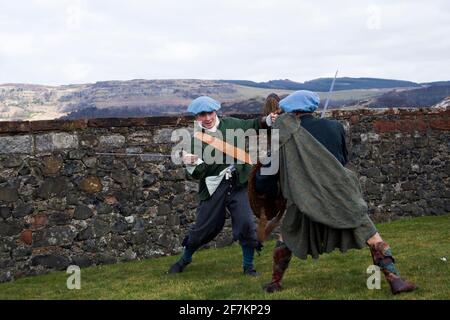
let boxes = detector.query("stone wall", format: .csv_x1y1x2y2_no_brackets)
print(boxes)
0,108,449,282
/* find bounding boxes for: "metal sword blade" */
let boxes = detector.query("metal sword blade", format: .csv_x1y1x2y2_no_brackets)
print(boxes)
321,69,339,118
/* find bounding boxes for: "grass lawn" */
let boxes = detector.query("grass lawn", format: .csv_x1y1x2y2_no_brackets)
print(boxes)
0,215,449,300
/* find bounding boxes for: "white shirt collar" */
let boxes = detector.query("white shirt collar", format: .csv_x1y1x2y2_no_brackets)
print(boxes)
197,115,220,132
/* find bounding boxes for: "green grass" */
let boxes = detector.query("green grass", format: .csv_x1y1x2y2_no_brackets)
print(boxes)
0,215,449,300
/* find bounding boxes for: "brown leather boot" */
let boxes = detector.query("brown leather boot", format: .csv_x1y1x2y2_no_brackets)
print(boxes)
370,241,417,295
263,241,292,293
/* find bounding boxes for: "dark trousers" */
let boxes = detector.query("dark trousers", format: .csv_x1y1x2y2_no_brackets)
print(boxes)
182,177,260,252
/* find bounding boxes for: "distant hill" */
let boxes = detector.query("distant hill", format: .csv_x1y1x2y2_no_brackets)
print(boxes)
59,98,268,119
59,88,398,119
0,80,293,121
431,96,450,109
367,85,450,108
220,77,422,91
1,78,448,121
420,81,450,87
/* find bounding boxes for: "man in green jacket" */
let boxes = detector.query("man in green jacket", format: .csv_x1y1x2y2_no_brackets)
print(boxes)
168,96,278,276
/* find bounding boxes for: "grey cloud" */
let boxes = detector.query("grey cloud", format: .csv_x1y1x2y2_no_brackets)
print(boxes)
0,0,449,84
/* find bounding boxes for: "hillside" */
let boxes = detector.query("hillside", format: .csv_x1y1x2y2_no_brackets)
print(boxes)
0,80,293,121
1,78,448,121
220,77,422,91
59,88,394,119
367,85,450,108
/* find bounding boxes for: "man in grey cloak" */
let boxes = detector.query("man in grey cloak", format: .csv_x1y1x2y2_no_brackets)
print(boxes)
255,90,417,295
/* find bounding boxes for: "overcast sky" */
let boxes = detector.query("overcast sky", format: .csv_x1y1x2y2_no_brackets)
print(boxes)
1,0,449,85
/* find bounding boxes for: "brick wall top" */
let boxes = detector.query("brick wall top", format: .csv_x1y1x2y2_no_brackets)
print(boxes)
0,107,448,135
0,114,260,134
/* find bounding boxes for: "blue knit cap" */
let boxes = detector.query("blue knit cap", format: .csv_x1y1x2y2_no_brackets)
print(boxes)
187,96,221,115
279,90,320,113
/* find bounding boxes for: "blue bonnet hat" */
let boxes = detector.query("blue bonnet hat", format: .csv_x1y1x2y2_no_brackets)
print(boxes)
187,96,221,115
279,90,320,113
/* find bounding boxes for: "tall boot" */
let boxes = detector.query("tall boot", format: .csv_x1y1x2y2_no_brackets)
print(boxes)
263,241,292,293
242,245,259,277
168,248,193,274
369,241,417,295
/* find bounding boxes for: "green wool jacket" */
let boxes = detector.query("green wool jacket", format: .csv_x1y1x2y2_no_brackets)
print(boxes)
189,116,266,201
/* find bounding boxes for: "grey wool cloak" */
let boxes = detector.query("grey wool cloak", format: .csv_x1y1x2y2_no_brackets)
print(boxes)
272,113,377,259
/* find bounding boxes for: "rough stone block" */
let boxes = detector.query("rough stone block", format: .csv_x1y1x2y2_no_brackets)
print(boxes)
153,128,174,144
0,135,32,154
35,133,79,152
0,187,19,202
99,134,125,147
31,254,71,270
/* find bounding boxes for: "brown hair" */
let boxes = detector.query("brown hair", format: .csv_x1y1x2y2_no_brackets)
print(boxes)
262,93,281,116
